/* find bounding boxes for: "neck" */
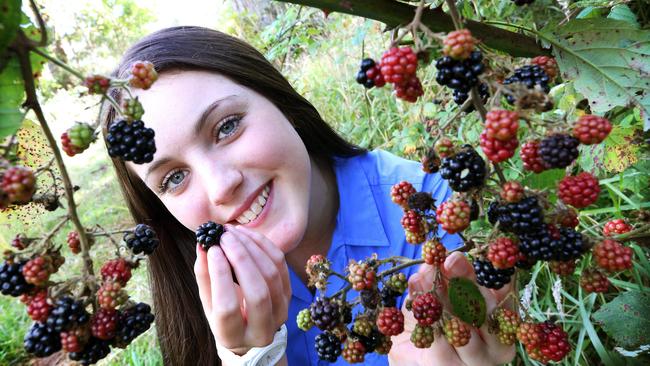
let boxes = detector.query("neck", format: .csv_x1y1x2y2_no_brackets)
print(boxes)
285,157,338,287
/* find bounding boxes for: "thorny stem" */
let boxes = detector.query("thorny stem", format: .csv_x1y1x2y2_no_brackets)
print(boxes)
13,31,97,306
28,0,48,48
39,215,70,246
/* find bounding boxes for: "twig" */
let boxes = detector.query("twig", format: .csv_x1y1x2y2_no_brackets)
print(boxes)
444,0,463,30
28,0,48,47
39,215,70,245
30,47,85,80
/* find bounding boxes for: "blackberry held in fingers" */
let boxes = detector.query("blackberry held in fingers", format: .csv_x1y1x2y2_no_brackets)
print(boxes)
106,119,156,164
196,221,225,251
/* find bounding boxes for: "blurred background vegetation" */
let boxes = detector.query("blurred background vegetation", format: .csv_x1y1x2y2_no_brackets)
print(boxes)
1,0,649,364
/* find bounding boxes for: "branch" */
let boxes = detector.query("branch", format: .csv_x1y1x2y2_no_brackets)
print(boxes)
273,0,548,57
28,0,48,48
14,31,97,297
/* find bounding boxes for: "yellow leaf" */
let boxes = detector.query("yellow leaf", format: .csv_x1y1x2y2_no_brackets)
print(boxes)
604,144,638,173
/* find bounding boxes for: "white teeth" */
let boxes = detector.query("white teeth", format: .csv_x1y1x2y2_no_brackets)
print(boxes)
235,184,270,224
250,202,263,215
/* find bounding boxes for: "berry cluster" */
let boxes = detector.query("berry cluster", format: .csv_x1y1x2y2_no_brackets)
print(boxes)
440,145,487,191
1,165,36,207
128,60,158,90
503,65,550,104
123,224,160,255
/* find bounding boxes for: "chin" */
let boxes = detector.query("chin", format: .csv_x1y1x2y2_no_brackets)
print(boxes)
266,218,307,254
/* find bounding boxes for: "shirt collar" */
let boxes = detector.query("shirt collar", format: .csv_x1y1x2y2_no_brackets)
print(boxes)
332,155,390,247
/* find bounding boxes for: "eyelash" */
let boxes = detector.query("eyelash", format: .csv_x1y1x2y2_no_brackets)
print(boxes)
157,114,244,194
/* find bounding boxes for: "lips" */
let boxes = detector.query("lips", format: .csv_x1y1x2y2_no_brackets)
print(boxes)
235,184,270,224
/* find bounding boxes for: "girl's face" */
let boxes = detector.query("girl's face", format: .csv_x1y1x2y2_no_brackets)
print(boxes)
126,71,313,253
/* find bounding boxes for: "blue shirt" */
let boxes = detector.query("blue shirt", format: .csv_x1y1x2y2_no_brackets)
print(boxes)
286,149,462,366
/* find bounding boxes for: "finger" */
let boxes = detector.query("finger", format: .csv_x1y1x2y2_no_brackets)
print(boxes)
407,263,436,294
194,244,212,313
443,252,516,363
231,225,291,300
452,327,492,365
227,226,288,325
206,244,244,342
220,231,274,341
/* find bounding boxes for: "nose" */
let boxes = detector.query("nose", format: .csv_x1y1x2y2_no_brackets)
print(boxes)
197,158,244,208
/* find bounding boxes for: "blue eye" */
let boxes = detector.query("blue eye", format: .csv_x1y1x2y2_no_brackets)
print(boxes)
216,115,243,141
159,169,188,194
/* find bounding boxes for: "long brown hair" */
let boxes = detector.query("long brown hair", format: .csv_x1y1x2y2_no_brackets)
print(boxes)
101,26,365,365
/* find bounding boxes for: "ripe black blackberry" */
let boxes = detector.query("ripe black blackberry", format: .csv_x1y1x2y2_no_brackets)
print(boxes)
46,296,90,332
68,337,111,365
553,228,586,261
310,297,341,331
380,285,400,307
473,260,514,289
439,146,486,192
538,134,580,169
0,260,33,297
470,198,480,221
106,119,156,164
315,331,342,362
518,228,557,261
503,65,550,104
352,328,382,353
112,302,155,348
435,50,484,96
489,196,545,234
23,322,62,357
196,221,225,251
453,82,489,107
124,224,159,255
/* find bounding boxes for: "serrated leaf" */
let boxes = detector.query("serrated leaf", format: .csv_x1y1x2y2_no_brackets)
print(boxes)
0,0,22,67
607,5,639,28
543,19,650,130
448,277,486,327
592,290,650,349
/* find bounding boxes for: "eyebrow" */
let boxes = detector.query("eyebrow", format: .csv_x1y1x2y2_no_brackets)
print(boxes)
143,94,239,184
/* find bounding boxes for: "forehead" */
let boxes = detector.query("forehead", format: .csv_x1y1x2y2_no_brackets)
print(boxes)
124,71,246,178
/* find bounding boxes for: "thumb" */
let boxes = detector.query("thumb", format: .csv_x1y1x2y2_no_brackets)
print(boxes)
408,263,436,294
442,252,474,279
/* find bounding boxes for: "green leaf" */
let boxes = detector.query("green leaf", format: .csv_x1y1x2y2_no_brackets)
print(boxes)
522,169,565,191
543,19,650,131
0,0,22,68
607,5,640,28
592,290,650,349
0,56,24,138
448,277,486,327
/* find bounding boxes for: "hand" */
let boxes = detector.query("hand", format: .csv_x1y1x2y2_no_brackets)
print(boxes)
387,252,516,366
193,224,292,355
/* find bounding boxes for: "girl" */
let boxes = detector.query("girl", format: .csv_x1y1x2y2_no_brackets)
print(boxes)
101,26,515,366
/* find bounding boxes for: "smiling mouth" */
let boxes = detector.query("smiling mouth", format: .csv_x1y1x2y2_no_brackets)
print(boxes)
234,184,270,225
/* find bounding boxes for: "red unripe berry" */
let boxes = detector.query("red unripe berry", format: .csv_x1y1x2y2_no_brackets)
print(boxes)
485,110,519,141
376,307,404,336
391,181,416,209
91,308,118,340
101,258,132,286
434,137,455,158
347,261,377,291
67,231,81,254
61,326,90,353
393,75,423,102
27,290,51,322
436,200,471,234
580,268,610,293
500,181,524,203
573,115,612,145
22,255,55,286
443,29,477,60
549,260,576,276
538,322,570,362
411,292,442,326
401,210,424,234
83,75,110,94
129,60,158,90
380,47,418,85
443,317,471,347
1,166,36,204
12,234,27,250
593,239,633,272
520,140,548,173
558,172,600,208
480,131,518,163
422,238,447,266
603,219,632,237
487,237,521,269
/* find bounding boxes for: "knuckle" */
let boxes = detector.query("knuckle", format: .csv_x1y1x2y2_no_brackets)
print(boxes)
248,290,271,309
